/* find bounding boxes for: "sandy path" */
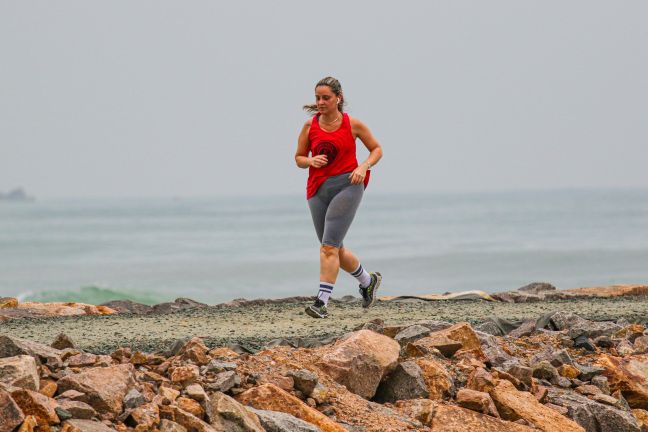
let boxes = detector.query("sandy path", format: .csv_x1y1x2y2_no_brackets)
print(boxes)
2,296,648,354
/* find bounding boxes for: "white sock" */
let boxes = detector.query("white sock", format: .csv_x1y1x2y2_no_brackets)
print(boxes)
317,282,334,305
350,264,372,288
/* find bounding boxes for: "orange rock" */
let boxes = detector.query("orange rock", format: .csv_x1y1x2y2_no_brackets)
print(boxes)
159,386,181,404
406,335,462,358
557,364,580,379
596,354,648,409
632,409,648,428
456,388,499,417
467,367,496,393
11,389,59,426
562,284,648,298
208,347,239,360
413,322,485,359
316,329,399,399
17,415,38,432
16,302,116,317
167,406,216,432
236,383,347,432
130,402,160,428
0,297,18,308
489,380,585,432
130,352,149,365
429,402,535,431
415,358,454,400
177,397,204,419
38,379,57,398
170,365,199,383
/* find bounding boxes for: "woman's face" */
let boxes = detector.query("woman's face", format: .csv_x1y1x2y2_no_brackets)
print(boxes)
315,85,339,114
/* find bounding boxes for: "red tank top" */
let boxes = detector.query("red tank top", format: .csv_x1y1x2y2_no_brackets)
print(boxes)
306,113,370,199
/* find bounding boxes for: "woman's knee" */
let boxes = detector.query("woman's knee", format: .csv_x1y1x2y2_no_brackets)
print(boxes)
320,244,339,258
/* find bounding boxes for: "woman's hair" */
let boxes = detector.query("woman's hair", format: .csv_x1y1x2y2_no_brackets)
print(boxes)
303,76,346,114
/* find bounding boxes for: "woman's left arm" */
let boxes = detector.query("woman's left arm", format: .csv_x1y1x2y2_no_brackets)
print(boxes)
349,117,383,185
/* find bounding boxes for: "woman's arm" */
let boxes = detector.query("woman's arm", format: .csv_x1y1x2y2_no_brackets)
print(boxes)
295,119,329,169
349,116,383,184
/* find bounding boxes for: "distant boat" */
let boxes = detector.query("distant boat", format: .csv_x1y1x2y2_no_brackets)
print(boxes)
0,188,34,202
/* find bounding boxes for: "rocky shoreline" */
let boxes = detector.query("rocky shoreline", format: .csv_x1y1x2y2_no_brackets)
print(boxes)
3,304,648,431
2,283,648,431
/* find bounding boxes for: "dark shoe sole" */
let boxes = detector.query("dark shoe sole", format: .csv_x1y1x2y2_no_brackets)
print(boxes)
305,305,328,319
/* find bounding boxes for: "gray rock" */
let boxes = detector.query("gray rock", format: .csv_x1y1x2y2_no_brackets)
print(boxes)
530,347,573,367
508,320,537,338
546,388,640,432
394,325,431,346
475,331,515,368
502,361,533,389
206,371,240,393
550,311,623,340
166,337,191,357
591,375,610,395
100,300,152,314
375,361,429,403
532,361,559,382
518,282,556,294
58,399,98,420
249,408,321,432
475,321,503,336
287,369,318,396
55,406,73,421
413,320,453,333
123,388,146,409
574,335,597,352
206,360,238,373
594,335,614,348
0,335,63,367
575,363,605,381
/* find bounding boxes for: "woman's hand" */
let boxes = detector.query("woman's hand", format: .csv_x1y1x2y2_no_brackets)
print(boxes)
310,155,328,168
349,163,369,185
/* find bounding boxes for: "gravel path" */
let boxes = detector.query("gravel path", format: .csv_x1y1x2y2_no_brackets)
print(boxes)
2,297,648,354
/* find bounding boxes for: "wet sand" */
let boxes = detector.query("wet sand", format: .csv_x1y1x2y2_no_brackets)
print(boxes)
2,296,648,354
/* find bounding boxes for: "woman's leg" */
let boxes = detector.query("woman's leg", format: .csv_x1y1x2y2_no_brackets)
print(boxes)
339,247,359,273
320,244,340,284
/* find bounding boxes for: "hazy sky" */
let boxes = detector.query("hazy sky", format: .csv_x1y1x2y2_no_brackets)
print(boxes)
1,1,646,198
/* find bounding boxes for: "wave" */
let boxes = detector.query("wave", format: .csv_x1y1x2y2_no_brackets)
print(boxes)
22,286,169,306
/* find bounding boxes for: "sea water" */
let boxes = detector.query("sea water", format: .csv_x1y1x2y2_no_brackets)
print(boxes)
1,189,648,305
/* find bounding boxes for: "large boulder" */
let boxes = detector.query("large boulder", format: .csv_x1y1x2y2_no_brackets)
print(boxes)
546,387,640,432
0,388,24,432
249,408,321,432
236,383,346,432
490,379,585,432
0,336,63,367
596,354,648,409
0,355,40,391
204,392,264,431
375,361,429,403
429,322,484,359
315,330,399,399
57,364,135,418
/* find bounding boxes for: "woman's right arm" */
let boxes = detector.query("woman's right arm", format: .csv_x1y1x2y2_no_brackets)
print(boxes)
295,119,312,168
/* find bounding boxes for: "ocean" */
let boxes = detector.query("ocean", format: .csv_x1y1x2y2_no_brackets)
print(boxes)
1,189,647,305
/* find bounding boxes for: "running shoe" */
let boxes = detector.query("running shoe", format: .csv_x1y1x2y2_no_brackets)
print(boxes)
305,299,329,318
359,272,382,308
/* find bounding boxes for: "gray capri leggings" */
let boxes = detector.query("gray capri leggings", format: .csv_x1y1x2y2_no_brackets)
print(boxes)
308,172,364,248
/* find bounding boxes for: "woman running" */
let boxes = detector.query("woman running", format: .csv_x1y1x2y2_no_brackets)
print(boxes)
295,76,384,318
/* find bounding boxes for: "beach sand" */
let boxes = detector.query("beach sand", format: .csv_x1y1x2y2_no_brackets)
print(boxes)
2,296,647,354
